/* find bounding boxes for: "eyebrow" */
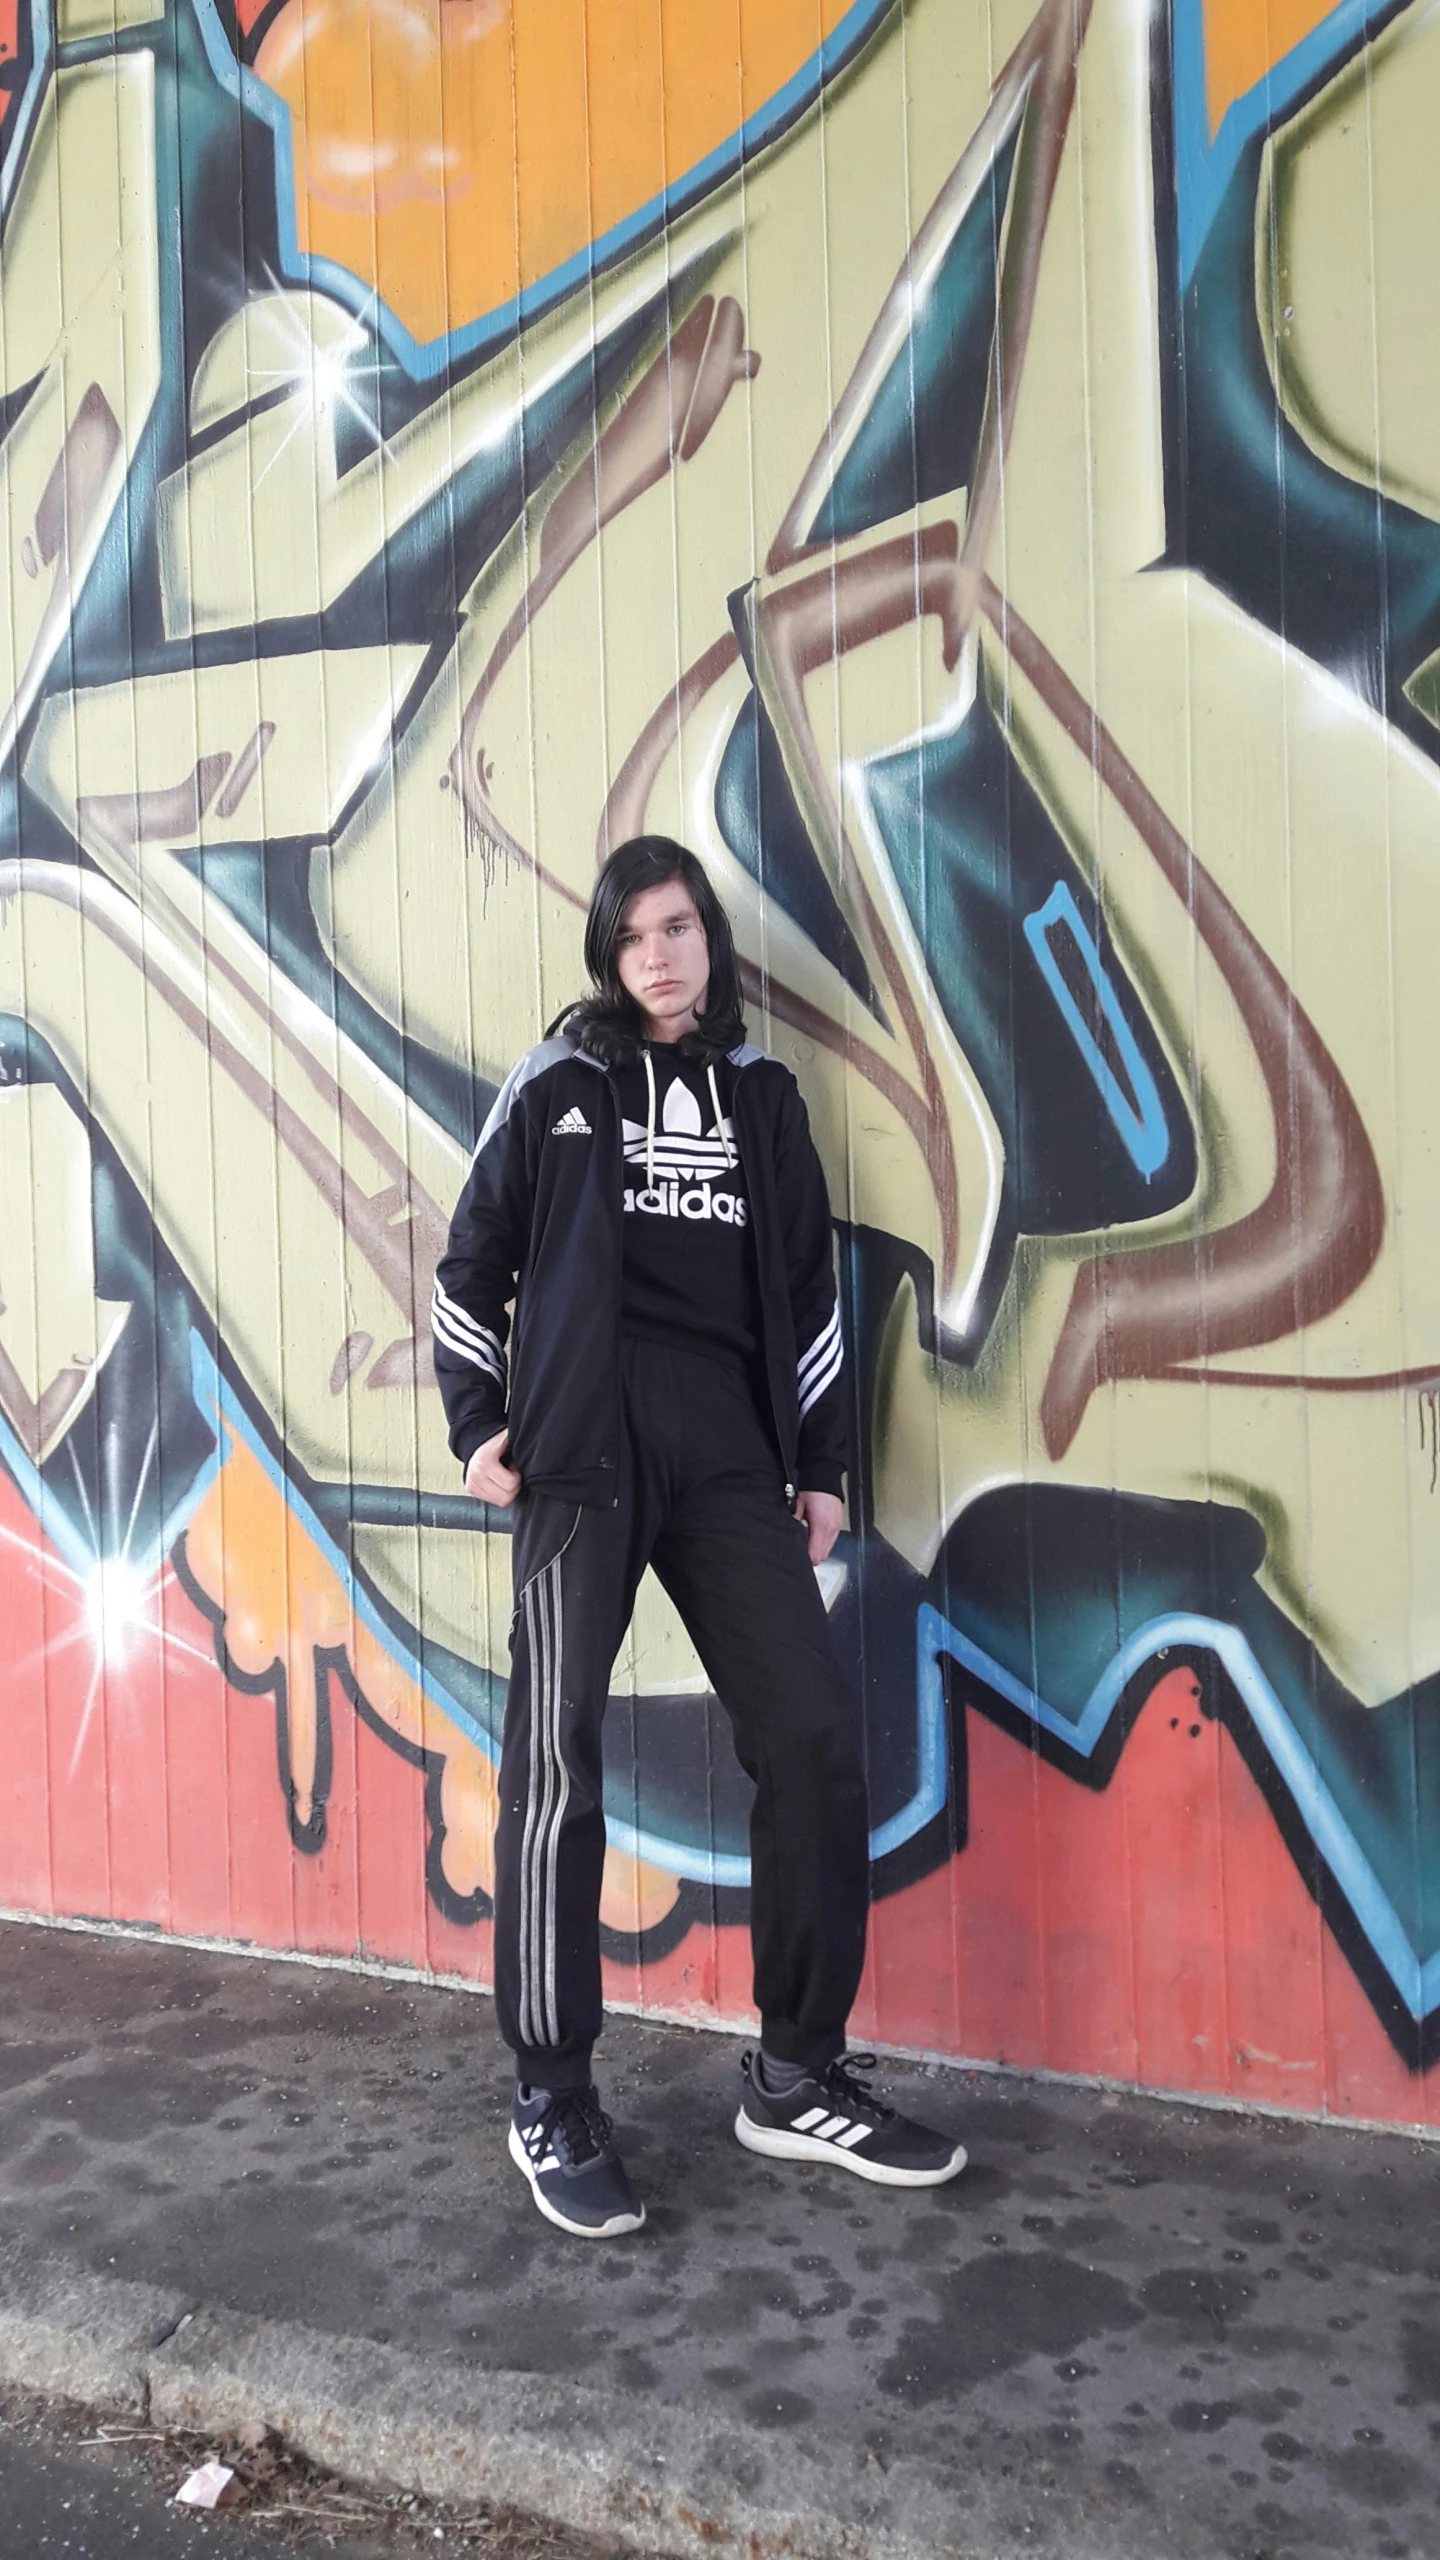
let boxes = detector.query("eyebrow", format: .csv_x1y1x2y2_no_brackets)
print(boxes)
625,904,698,930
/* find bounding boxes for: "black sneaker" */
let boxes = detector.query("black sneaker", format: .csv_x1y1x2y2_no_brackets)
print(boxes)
508,2084,646,2238
735,2050,967,2187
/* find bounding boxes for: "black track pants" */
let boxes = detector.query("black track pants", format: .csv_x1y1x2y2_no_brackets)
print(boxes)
493,1337,870,2090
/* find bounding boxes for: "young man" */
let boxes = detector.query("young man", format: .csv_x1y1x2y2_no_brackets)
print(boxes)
433,837,966,2236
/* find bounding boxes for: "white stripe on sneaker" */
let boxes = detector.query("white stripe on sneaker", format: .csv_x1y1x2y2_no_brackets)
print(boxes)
735,2107,968,2187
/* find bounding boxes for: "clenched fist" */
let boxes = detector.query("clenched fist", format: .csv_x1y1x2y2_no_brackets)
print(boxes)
464,1428,522,1508
794,1488,843,1565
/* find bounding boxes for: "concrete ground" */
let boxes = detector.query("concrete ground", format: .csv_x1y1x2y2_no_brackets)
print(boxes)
0,2381,617,2557
0,1921,1435,2560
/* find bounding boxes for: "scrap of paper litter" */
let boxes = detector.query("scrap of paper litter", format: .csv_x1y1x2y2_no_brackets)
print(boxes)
174,2460,239,2509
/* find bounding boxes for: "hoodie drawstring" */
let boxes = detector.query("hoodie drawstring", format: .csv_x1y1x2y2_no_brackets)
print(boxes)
642,1052,734,1186
707,1062,736,1169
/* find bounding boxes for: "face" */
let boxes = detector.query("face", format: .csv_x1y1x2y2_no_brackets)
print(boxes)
613,879,711,1042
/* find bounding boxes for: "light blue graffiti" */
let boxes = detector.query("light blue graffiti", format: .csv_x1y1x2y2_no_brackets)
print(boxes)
191,0,899,383
1172,0,1381,286
1022,882,1170,1180
922,1599,1440,2022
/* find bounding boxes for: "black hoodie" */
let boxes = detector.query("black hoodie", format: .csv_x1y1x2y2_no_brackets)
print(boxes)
431,1033,848,1504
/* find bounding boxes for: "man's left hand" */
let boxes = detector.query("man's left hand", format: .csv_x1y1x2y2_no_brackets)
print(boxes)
794,1489,843,1566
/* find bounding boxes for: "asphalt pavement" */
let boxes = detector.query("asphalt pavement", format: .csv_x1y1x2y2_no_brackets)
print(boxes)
0,2382,614,2558
0,1920,1436,2559
0,2408,360,2559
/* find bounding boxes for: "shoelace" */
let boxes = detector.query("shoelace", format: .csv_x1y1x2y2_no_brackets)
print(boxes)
818,2053,896,2126
535,2085,613,2167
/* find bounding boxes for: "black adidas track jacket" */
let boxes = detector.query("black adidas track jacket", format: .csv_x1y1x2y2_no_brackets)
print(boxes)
432,1035,849,1504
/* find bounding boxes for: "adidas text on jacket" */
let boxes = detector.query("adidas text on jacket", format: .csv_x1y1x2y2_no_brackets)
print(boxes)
432,1036,849,1504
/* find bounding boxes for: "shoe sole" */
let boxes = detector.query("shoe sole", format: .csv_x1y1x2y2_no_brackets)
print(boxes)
734,2108,968,2187
507,2120,646,2237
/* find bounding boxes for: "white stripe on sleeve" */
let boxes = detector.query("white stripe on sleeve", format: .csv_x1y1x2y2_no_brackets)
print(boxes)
432,1279,505,1367
430,1300,505,1381
797,1306,841,1390
798,1336,844,1420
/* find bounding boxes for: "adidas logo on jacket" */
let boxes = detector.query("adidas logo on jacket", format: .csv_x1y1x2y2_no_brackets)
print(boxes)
432,1033,848,1507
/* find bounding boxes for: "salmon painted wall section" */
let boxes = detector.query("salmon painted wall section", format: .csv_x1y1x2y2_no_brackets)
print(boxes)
3,0,1439,2129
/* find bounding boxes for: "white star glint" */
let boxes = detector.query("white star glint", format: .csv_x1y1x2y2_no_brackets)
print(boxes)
82,1552,153,1669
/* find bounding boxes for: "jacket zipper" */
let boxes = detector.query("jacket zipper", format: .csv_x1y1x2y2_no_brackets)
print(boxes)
731,1059,797,1488
606,1076,624,1503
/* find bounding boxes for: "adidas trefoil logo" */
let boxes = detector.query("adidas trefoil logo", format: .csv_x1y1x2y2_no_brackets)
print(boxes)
551,1107,591,1136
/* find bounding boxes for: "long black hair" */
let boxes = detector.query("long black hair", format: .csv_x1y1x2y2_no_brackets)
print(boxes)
549,836,746,1063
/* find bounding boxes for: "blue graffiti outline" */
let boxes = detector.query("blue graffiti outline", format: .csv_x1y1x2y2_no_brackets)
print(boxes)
189,0,897,385
867,1608,952,1862
0,1358,944,1893
185,1336,942,1889
1022,882,1170,1180
1173,0,1386,288
10,1329,1433,2002
186,1325,504,1737
923,1600,1440,2021
0,1405,96,1583
0,1343,225,1591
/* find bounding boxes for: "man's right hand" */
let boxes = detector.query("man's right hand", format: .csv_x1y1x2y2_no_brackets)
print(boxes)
464,1429,522,1508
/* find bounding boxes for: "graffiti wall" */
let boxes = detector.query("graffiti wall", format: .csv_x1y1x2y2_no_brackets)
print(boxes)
3,0,1439,2127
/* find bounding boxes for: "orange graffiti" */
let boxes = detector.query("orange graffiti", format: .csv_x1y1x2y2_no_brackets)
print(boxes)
182,1431,678,1932
253,0,863,348
185,1430,498,1894
1203,0,1337,136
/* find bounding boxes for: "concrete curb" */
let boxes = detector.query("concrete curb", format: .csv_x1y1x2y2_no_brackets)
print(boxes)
0,2242,968,2560
0,2241,190,2414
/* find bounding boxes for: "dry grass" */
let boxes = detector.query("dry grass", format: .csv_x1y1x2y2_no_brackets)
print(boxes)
2,2386,640,2558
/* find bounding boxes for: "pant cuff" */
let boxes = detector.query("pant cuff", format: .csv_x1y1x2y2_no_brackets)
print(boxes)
758,2021,847,2073
511,2044,595,2093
